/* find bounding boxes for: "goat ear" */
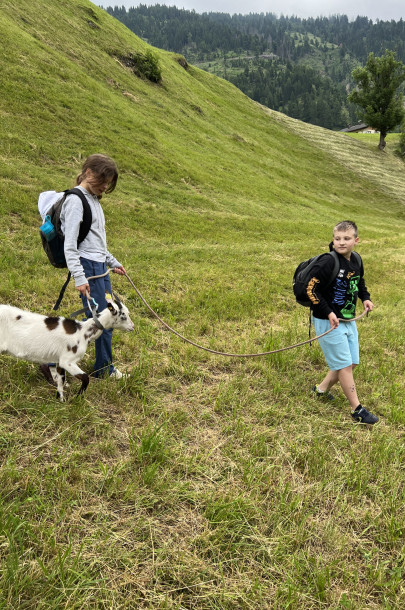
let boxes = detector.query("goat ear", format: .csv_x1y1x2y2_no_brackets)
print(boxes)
105,292,118,314
105,293,115,313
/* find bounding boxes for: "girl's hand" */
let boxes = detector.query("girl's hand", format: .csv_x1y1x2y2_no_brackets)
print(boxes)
76,283,90,296
113,266,126,276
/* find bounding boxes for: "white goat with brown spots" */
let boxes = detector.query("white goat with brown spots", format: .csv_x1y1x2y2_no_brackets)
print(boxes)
0,294,134,401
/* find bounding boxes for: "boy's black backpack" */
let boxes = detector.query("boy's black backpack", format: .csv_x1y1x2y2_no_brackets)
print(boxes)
293,250,361,307
40,188,92,310
40,188,92,269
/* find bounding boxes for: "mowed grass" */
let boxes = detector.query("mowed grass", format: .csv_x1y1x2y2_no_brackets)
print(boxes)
1,1,405,608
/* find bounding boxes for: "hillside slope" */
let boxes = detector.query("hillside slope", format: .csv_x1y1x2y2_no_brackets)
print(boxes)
1,1,405,608
1,1,404,302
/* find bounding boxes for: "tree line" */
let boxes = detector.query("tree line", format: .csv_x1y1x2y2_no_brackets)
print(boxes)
105,5,405,130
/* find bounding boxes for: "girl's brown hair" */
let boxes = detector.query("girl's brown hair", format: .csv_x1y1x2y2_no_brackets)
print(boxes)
76,154,118,194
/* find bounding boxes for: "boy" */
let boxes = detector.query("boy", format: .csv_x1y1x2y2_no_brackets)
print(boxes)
307,220,378,424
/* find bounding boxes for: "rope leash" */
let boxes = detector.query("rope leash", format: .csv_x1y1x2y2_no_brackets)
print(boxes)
84,270,369,358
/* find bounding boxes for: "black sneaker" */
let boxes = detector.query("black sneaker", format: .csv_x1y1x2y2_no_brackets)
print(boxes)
351,406,379,425
312,386,335,401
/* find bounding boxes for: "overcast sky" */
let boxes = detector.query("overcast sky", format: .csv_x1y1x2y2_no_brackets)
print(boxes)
94,0,404,22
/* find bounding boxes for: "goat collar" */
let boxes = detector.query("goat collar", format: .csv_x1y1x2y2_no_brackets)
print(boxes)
89,311,105,331
70,295,105,330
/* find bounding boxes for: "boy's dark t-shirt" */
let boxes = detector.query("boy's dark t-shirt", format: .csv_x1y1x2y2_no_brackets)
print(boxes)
307,251,370,320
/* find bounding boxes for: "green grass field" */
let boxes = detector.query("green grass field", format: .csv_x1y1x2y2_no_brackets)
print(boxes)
1,1,405,607
347,132,401,148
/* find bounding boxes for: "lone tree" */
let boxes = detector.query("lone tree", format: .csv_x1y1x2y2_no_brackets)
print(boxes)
399,120,405,157
348,50,405,151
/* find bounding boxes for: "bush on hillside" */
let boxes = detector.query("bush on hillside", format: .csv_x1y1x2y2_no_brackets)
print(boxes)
117,50,162,83
174,54,188,70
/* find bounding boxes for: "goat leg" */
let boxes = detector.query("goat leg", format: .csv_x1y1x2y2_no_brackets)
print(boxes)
39,364,56,386
58,360,89,399
75,373,89,396
54,367,66,402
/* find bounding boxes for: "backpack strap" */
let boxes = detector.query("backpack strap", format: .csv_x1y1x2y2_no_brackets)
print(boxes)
64,188,92,245
352,251,362,269
328,250,362,280
326,250,340,286
52,189,92,311
53,271,72,311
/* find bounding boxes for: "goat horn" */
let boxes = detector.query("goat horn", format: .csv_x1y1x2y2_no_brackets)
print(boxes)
112,291,123,309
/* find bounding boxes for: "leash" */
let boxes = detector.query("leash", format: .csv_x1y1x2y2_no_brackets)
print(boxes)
77,269,369,358
70,292,105,329
70,286,124,331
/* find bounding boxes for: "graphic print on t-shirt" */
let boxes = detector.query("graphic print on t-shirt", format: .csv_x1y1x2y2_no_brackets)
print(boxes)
332,270,360,319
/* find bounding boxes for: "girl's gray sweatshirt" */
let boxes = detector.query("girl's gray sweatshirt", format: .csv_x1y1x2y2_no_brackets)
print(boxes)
38,187,121,287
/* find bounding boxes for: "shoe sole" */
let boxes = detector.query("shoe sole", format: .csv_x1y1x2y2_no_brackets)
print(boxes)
351,417,379,425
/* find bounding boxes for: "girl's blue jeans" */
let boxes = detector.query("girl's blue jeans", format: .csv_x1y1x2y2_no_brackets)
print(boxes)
80,258,115,377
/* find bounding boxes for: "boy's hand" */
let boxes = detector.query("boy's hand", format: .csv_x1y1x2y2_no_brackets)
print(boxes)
328,312,339,329
363,300,373,312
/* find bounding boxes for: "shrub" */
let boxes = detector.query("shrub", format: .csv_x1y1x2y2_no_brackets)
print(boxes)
174,54,188,70
118,50,162,83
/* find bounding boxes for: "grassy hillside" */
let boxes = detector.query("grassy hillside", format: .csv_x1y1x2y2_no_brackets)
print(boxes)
1,0,405,607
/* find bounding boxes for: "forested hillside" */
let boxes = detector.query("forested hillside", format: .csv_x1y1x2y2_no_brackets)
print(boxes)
106,5,405,130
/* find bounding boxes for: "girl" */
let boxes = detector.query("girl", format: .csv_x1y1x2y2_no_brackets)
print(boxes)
61,153,127,378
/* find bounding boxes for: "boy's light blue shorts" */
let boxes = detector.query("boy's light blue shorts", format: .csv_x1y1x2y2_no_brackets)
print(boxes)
313,317,359,371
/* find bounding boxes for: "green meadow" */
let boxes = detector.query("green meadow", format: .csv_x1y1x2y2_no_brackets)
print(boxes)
1,1,405,607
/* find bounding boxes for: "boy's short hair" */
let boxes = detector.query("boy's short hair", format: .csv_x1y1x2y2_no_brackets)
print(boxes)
333,220,358,237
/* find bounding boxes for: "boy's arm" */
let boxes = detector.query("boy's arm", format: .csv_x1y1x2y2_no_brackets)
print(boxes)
358,263,371,301
306,255,336,319
358,260,373,312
